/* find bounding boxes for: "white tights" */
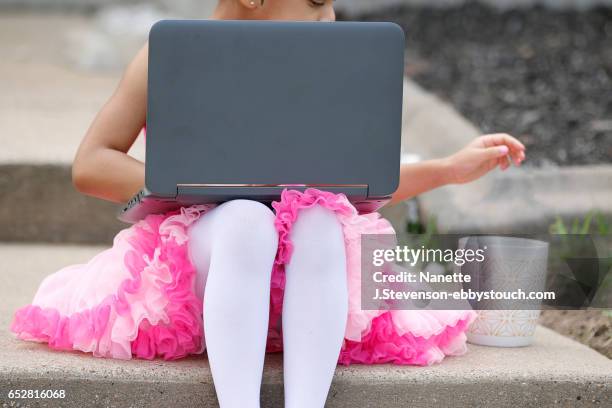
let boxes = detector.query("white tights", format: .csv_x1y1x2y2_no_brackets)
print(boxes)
188,200,348,408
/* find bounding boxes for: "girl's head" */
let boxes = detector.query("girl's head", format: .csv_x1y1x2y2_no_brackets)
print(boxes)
213,0,335,22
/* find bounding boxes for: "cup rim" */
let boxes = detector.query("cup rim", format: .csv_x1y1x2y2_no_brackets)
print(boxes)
459,235,549,250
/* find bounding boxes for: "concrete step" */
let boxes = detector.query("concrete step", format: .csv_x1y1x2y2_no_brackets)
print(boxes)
1,243,611,407
0,12,144,244
418,164,612,234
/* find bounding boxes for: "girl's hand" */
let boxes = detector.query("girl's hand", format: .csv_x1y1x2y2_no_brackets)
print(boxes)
443,133,526,185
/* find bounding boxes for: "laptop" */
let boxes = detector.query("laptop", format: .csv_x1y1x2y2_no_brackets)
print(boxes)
118,19,405,224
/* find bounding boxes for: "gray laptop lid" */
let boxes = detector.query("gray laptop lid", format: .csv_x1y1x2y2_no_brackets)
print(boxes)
146,20,405,199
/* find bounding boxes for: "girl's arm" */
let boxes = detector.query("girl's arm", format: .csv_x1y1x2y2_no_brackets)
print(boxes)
389,133,526,205
72,44,149,204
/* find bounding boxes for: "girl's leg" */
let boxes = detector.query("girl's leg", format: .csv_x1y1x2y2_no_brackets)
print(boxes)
188,200,279,408
282,205,348,408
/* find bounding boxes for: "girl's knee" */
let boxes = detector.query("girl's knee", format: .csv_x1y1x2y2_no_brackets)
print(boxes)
218,199,274,220
294,205,343,238
215,199,278,244
188,200,278,270
291,204,345,260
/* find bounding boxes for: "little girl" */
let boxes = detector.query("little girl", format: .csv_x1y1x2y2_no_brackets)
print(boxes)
10,1,526,407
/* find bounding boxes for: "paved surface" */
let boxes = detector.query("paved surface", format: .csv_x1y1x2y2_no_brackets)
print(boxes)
0,12,145,164
0,243,611,407
401,80,480,159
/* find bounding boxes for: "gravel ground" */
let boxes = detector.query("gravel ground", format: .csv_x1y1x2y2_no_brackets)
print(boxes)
353,3,612,167
540,310,611,358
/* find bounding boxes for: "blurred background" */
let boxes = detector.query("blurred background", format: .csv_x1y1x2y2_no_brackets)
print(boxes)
1,0,611,165
0,0,610,357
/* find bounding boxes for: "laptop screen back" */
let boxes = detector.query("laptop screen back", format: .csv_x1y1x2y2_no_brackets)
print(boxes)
146,20,405,198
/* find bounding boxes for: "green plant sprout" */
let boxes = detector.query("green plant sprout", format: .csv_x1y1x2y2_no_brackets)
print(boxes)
549,211,611,235
549,211,611,317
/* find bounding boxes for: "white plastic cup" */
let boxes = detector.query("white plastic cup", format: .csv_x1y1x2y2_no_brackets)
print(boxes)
458,236,549,347
467,309,542,347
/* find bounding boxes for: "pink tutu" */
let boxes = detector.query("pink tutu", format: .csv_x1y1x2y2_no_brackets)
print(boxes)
10,188,476,365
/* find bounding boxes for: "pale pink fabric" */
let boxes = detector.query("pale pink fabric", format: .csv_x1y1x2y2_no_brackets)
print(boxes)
11,188,476,365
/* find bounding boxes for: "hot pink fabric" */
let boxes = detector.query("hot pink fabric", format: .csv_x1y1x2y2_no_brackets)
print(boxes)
10,189,476,365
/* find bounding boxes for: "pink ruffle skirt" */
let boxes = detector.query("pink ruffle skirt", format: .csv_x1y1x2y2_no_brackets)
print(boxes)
10,189,476,365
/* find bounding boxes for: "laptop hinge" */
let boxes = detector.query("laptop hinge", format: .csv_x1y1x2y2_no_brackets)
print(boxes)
176,184,369,203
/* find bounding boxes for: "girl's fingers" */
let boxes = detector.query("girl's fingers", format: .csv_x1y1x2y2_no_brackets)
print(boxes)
483,133,526,152
499,155,510,170
500,133,526,151
481,133,526,166
510,149,522,165
483,145,509,161
470,133,527,174
514,147,527,165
